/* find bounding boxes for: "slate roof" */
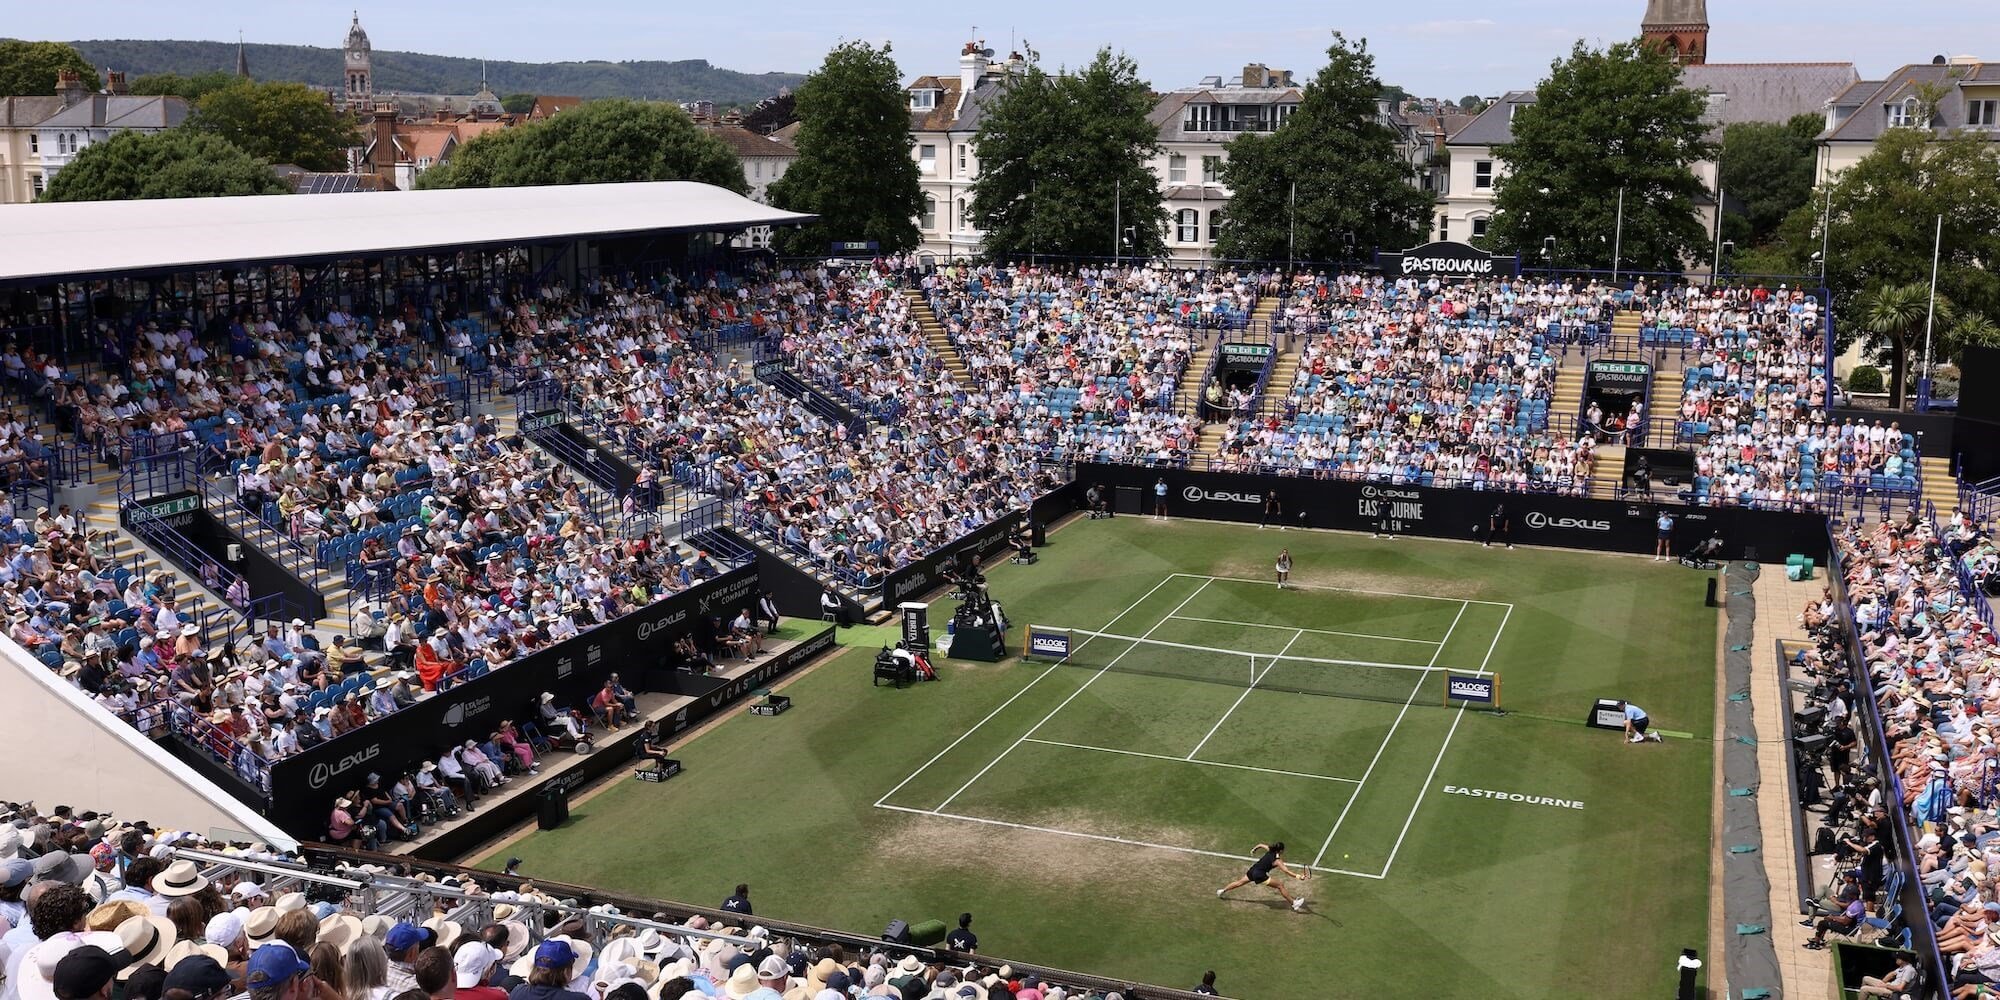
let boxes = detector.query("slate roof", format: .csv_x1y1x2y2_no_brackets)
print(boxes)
1823,61,2000,142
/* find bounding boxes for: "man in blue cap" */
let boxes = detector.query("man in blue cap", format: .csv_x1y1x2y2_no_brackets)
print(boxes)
505,939,587,1000
384,922,435,993
244,943,313,1000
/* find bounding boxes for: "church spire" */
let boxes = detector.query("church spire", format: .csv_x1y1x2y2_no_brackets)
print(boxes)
235,31,250,79
1641,0,1709,65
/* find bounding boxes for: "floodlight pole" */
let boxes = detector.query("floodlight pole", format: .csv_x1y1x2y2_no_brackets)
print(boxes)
1611,186,1626,284
1921,213,1943,407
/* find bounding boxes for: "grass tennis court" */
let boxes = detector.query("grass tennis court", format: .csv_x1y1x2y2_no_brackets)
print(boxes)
485,517,1721,998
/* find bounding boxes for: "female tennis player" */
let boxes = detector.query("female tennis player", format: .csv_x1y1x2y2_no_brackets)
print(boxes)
1216,841,1310,911
1275,549,1292,590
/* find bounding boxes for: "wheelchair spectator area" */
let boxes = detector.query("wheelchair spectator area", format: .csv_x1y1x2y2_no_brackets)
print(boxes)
0,802,1213,1000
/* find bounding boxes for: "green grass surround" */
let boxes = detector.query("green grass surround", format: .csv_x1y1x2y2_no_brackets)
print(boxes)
486,519,1718,998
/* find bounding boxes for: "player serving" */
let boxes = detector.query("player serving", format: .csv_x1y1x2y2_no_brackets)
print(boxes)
1216,840,1310,911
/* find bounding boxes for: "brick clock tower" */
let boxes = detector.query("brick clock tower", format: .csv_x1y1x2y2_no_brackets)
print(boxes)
1642,0,1708,65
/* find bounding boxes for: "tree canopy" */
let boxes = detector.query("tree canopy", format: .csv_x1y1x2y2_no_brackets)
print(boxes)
417,98,744,192
1756,128,2000,406
500,93,536,115
41,129,288,202
1216,33,1431,262
188,81,359,172
1716,113,1822,247
1489,38,1712,273
970,48,1167,259
0,40,97,98
128,70,242,102
765,42,921,255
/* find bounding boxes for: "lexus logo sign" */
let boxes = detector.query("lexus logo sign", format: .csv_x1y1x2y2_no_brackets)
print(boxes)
1183,486,1261,504
1524,511,1611,532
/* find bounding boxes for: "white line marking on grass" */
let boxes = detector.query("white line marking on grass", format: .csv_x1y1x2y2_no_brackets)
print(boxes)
874,803,1387,880
874,572,1181,809
934,579,1214,812
1377,602,1513,879
1176,573,1512,607
1309,599,1469,870
1168,615,1443,645
1023,737,1360,784
1185,628,1304,761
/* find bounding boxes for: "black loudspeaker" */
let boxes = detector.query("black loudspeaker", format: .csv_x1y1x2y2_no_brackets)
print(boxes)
881,920,911,944
1031,521,1047,547
536,784,570,830
1705,578,1719,607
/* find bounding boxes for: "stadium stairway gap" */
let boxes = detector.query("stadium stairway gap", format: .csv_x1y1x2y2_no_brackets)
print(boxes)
906,290,968,388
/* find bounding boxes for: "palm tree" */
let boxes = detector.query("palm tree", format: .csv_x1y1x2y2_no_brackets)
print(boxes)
1855,282,1948,409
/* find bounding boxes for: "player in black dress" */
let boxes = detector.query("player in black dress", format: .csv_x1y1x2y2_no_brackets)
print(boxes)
1216,840,1310,911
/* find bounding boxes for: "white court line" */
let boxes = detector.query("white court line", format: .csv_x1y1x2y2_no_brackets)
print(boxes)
1168,615,1442,646
1177,572,1513,608
1378,602,1514,879
1185,628,1304,761
1309,599,1470,869
1023,737,1360,784
874,572,1180,808
934,579,1215,811
874,803,1387,880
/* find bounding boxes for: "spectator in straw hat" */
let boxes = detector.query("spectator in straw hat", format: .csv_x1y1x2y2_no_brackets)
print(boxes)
114,912,178,981
151,862,208,901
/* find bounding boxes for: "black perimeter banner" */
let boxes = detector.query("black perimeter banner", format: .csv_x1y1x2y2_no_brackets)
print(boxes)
263,565,759,835
1075,463,1830,563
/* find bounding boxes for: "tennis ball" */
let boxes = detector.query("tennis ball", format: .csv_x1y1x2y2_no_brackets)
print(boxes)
1343,853,1350,859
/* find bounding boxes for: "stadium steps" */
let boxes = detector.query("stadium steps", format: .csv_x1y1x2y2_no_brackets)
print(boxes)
1249,292,1282,335
905,291,967,387
1176,337,1217,416
1920,454,1958,510
85,502,249,647
1262,346,1301,413
1553,364,1587,436
1647,364,1684,449
1587,444,1626,500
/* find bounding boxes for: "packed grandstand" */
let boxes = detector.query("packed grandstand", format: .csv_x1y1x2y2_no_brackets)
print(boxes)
1,180,1987,998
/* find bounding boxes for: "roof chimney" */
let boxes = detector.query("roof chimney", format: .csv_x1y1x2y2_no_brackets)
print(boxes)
961,41,991,96
1242,63,1269,88
56,68,87,107
372,104,397,176
436,108,450,123
106,71,128,96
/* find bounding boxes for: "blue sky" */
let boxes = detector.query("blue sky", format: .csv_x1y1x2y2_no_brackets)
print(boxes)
20,1,1998,97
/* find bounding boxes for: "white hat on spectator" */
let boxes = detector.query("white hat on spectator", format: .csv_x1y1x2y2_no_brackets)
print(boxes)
454,941,502,988
205,911,246,951
361,914,394,940
231,880,268,903
115,914,178,978
274,891,308,913
422,916,463,950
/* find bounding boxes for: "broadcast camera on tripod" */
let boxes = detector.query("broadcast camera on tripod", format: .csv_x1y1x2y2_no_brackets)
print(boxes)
1679,532,1724,570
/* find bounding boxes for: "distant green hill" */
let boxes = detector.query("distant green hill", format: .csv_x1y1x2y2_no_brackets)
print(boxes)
65,39,803,106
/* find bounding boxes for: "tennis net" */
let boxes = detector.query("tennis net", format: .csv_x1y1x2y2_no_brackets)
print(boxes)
1037,626,1486,708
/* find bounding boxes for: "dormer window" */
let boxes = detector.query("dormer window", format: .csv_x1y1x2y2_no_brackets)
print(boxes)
1184,103,1216,131
1887,96,1920,128
910,89,937,111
